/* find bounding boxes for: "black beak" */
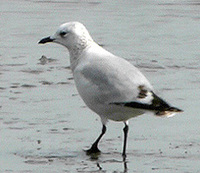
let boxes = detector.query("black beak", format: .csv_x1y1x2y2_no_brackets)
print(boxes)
38,36,54,44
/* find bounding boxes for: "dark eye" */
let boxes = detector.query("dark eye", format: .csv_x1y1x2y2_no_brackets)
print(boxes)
60,31,67,37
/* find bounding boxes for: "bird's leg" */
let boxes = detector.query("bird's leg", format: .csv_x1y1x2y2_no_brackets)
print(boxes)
86,124,106,155
122,121,129,160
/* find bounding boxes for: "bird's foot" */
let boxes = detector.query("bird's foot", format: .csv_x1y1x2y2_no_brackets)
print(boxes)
85,145,101,160
86,145,101,155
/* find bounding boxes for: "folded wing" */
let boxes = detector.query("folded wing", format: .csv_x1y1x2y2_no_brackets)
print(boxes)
111,91,183,117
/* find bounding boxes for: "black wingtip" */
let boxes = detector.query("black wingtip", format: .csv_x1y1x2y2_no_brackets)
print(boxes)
110,92,183,116
155,106,183,117
167,107,183,113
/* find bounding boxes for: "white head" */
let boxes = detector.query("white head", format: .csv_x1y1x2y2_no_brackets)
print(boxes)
39,22,93,52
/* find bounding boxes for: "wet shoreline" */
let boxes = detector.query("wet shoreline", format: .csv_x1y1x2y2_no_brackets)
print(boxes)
1,0,200,172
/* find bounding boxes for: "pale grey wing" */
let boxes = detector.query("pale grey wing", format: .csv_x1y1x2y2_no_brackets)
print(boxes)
74,55,154,105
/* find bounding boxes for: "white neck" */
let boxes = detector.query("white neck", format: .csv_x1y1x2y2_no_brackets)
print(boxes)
69,47,83,72
68,39,94,72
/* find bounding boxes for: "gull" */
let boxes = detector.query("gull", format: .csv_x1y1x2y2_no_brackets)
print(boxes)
39,22,183,159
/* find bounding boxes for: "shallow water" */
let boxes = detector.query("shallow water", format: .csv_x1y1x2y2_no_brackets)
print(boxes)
0,0,200,172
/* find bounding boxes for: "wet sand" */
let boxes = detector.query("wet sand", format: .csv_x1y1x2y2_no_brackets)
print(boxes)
0,0,200,172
